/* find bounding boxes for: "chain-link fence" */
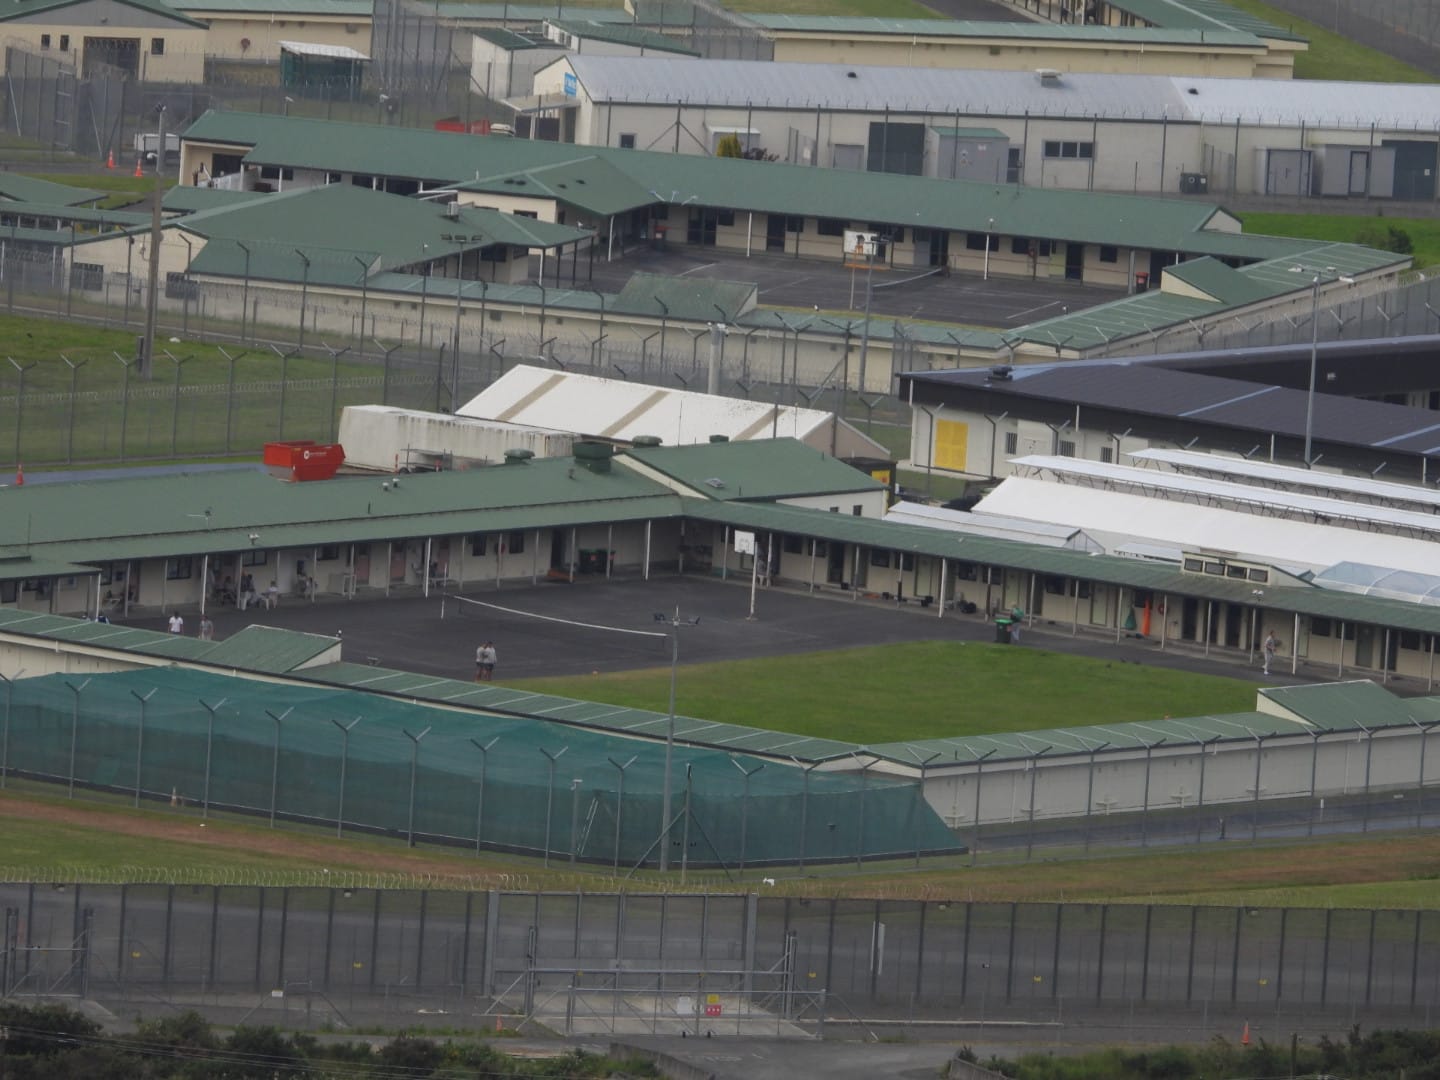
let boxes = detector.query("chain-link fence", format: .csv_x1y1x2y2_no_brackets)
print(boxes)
1263,0,1440,79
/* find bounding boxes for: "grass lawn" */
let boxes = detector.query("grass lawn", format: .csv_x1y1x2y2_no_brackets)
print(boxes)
28,171,174,211
1224,0,1436,83
1240,211,1440,271
0,312,421,464
508,642,1260,744
6,788,1439,907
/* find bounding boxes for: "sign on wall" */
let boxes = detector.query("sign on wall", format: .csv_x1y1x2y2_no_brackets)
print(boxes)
563,72,577,96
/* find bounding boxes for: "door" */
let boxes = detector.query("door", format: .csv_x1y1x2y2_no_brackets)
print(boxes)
1384,139,1436,200
1223,604,1242,648
1354,625,1376,669
353,545,370,585
550,528,568,571
766,214,786,252
1348,151,1370,196
1006,147,1023,184
1181,597,1198,641
827,542,845,584
1064,243,1084,282
687,208,718,246
389,545,407,583
927,229,949,267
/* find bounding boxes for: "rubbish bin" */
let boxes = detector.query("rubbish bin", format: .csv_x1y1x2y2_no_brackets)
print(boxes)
994,617,1013,644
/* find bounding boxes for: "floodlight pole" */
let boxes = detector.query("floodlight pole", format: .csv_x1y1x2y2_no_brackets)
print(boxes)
0,668,26,790
330,716,360,838
655,605,699,872
130,688,156,808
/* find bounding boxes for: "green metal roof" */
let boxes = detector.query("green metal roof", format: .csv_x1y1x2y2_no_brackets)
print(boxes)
181,112,1241,255
0,0,207,28
435,2,633,22
306,661,864,761
162,186,270,214
0,550,99,580
624,437,883,501
615,271,756,321
1,175,105,206
0,202,151,228
0,456,681,564
176,183,591,285
1161,257,1278,306
1009,241,1410,353
748,14,1265,47
867,711,1293,765
548,16,697,54
1259,681,1440,730
0,608,338,672
1100,0,1304,42
177,0,369,12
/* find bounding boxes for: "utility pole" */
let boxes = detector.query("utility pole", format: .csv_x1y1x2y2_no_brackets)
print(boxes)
140,105,166,380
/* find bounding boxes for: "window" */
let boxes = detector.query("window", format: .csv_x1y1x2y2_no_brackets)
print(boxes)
782,534,803,554
1100,446,1114,463
165,272,198,301
1203,561,1224,576
59,34,69,51
900,552,914,571
1044,576,1067,595
1401,630,1422,651
618,134,636,149
1099,245,1118,264
166,557,193,581
0,581,14,603
1226,565,1247,579
817,218,846,237
965,233,989,251
318,545,340,561
259,165,295,181
870,550,892,568
1004,432,1018,454
1312,617,1332,638
717,209,735,227
1058,440,1076,457
1011,237,1030,255
71,261,102,292
39,34,50,48
1042,140,1093,159
786,216,804,234
1183,558,1204,573
241,549,268,567
470,535,487,557
151,37,165,55
1248,568,1269,583
507,531,526,554
852,505,863,516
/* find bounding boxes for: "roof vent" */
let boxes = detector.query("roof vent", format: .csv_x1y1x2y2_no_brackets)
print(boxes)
573,439,613,473
846,70,857,78
989,364,1013,381
632,434,663,447
1035,68,1062,85
502,447,534,464
708,434,729,443
444,201,460,218
704,477,726,489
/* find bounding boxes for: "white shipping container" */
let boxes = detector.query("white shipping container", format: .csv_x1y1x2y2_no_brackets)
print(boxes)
337,405,574,472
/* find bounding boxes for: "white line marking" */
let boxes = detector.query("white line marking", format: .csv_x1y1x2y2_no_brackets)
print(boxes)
678,262,716,276
1007,300,1063,320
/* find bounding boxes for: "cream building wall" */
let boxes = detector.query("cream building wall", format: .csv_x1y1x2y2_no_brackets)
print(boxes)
1,0,206,82
195,12,370,62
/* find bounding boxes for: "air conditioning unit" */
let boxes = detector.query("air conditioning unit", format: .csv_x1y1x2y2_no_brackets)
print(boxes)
445,201,460,219
1180,172,1209,195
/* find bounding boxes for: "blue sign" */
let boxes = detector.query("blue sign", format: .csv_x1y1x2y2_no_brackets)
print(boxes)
563,72,577,97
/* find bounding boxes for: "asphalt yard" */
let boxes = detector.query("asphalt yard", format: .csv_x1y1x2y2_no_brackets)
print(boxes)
549,246,1123,330
129,574,1310,689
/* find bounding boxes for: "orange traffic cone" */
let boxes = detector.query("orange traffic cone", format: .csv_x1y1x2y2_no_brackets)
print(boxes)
14,463,22,486
1241,1021,1251,1046
134,156,143,178
106,148,115,169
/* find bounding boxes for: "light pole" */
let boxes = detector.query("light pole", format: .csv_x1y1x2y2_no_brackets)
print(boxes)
654,606,700,872
1290,264,1354,467
983,217,994,280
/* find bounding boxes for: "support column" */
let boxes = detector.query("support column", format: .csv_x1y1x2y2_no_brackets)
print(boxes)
1337,622,1346,678
532,530,540,585
1159,594,1168,650
643,521,652,581
1292,611,1300,676
423,537,432,598
385,541,393,597
937,559,946,619
199,554,209,616
606,525,613,579
808,539,817,593
568,527,576,584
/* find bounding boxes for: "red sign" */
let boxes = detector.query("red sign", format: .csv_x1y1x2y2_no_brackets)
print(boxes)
704,1003,722,1017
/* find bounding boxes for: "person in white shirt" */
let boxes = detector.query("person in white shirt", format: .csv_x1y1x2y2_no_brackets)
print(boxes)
168,613,184,634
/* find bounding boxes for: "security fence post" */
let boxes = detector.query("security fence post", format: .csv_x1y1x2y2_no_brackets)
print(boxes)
129,688,156,808
0,669,24,790
330,717,360,838
403,726,432,848
539,746,569,868
198,697,229,818
64,678,90,798
471,736,499,855
266,707,292,827
607,755,637,875
730,757,764,872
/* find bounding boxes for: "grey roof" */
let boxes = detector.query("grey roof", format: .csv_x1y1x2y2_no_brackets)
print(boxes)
902,363,1440,457
560,55,1439,131
547,17,698,55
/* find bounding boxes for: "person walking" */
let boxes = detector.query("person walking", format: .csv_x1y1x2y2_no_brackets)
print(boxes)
167,612,184,635
1262,630,1279,676
475,641,497,682
198,614,214,641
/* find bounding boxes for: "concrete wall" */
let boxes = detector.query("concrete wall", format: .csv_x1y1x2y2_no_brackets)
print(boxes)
194,13,370,63
2,2,207,82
